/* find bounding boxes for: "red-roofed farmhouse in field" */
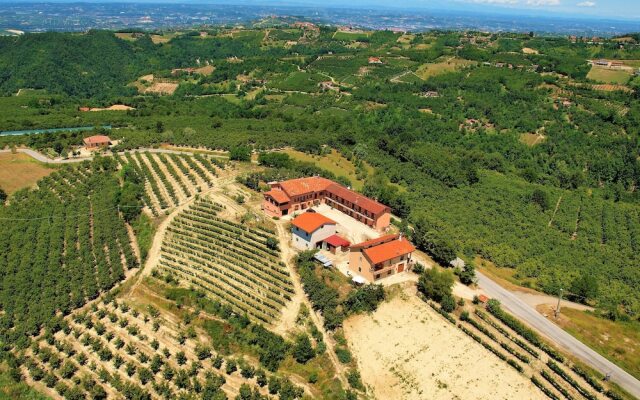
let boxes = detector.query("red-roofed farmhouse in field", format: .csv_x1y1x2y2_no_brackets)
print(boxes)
348,234,415,281
83,135,112,150
262,176,391,231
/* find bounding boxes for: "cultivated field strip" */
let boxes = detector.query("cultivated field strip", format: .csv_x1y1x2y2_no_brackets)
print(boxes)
119,151,221,215
23,299,279,400
157,198,293,324
454,307,615,400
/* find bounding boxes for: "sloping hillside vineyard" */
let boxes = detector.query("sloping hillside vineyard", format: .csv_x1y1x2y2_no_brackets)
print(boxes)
116,151,219,215
159,198,295,324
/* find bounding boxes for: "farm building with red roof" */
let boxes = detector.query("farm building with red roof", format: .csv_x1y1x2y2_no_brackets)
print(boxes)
290,211,337,250
262,176,391,231
348,234,415,281
83,135,111,150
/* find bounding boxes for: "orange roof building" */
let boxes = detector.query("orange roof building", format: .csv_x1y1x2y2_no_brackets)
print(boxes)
262,176,391,231
83,135,111,149
348,234,415,281
290,211,337,251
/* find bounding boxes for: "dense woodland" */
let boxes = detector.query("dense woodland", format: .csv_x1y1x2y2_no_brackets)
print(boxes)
1,26,640,324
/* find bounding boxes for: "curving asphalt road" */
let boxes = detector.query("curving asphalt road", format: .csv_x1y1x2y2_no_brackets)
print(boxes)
477,271,640,399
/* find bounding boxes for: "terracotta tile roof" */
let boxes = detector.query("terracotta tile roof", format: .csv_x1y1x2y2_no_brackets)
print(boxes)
278,177,333,197
350,234,398,250
264,189,290,204
291,212,336,234
326,183,389,215
324,234,350,248
363,237,415,265
83,135,111,145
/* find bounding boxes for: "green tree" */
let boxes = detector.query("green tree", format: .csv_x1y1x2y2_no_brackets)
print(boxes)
569,273,599,303
293,334,315,364
530,188,550,211
230,146,252,161
417,268,454,303
459,263,476,285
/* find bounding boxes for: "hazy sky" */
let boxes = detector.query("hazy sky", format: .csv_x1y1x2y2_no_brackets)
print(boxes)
282,0,639,19
2,0,638,20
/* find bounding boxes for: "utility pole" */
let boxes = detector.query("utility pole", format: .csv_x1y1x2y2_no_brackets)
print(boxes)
554,288,563,319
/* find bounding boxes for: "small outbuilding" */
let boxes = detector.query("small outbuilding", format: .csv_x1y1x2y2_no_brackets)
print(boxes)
324,234,351,254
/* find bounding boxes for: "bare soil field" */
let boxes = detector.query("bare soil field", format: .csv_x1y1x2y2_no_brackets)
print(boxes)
144,82,179,95
591,84,633,92
195,65,215,75
522,47,540,54
89,104,135,111
0,152,54,193
344,287,546,400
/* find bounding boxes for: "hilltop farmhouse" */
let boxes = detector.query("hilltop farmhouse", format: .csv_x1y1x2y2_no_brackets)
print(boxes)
262,176,391,231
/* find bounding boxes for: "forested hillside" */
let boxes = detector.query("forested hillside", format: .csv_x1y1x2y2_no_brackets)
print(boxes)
1,27,639,321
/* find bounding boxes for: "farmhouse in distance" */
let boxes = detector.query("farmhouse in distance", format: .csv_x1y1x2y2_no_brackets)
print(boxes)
262,176,391,231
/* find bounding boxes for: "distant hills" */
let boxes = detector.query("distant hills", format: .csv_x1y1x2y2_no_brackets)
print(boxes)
0,2,638,36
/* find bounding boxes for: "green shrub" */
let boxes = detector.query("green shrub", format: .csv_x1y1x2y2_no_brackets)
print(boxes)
335,347,352,364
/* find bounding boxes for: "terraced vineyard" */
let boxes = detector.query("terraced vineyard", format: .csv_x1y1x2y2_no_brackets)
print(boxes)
116,151,219,216
158,197,295,324
20,297,299,399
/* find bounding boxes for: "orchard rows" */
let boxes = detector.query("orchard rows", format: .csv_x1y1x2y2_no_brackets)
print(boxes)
158,198,295,324
115,151,221,216
19,297,303,400
0,158,137,349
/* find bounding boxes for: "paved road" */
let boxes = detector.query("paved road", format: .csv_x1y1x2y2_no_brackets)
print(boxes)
0,148,191,164
477,271,640,399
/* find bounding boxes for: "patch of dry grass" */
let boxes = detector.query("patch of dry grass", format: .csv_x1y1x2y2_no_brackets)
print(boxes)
539,305,640,381
415,58,476,80
587,67,632,84
0,152,54,194
281,148,371,190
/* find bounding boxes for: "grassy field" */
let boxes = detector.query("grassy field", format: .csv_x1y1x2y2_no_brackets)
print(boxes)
587,67,632,84
332,31,371,41
0,365,49,400
519,133,546,147
0,152,54,194
545,307,640,381
281,148,371,190
618,60,640,68
416,58,476,80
